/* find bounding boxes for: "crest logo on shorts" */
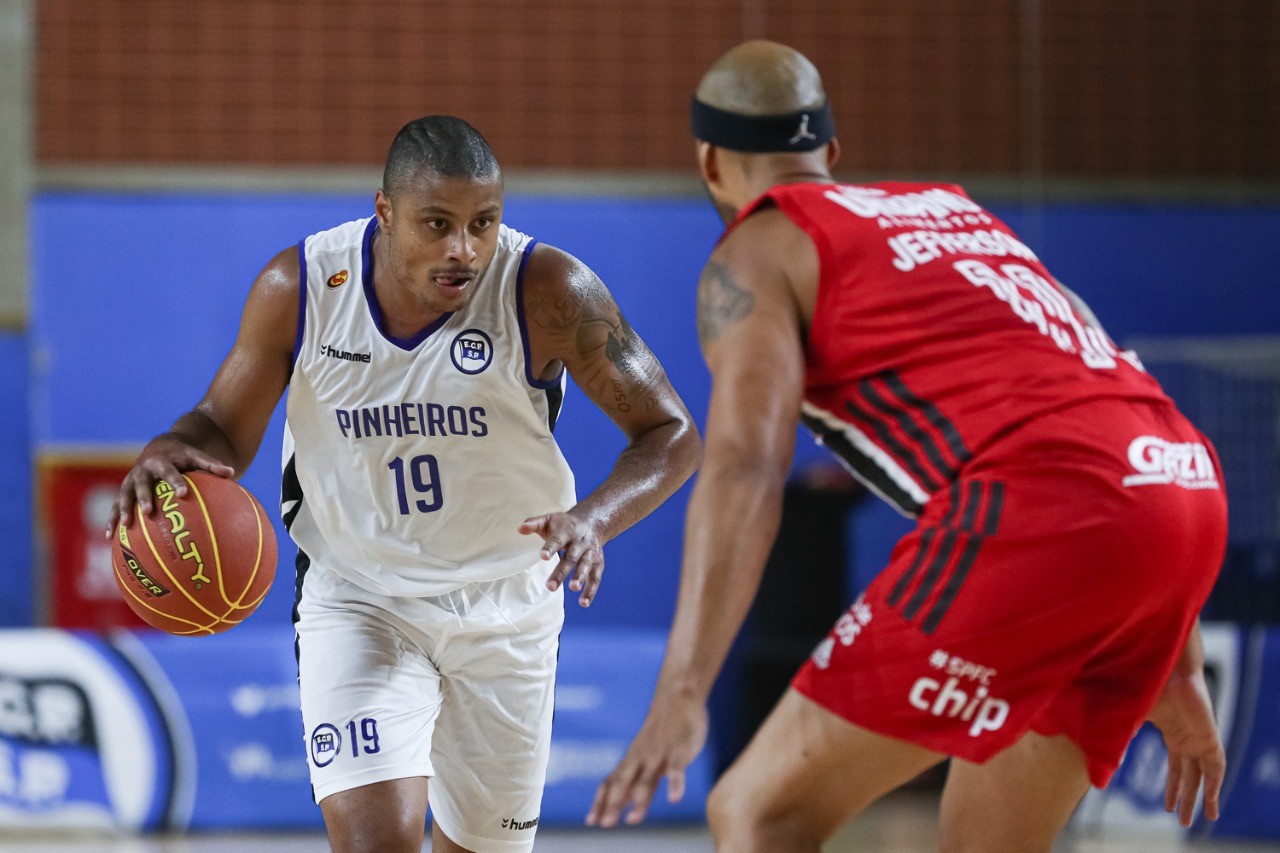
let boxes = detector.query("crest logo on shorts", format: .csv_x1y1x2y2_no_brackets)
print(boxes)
310,723,341,767
327,270,349,288
451,328,494,375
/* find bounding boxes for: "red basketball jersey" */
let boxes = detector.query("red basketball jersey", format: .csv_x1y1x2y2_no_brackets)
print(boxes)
727,182,1171,517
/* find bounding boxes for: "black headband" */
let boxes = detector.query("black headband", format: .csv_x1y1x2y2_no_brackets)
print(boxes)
690,98,835,153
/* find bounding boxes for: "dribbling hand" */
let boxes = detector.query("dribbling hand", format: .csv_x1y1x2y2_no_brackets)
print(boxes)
108,436,236,536
519,511,605,607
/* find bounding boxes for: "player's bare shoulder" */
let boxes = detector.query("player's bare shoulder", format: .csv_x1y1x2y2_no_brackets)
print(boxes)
239,245,303,356
520,243,622,379
698,206,816,347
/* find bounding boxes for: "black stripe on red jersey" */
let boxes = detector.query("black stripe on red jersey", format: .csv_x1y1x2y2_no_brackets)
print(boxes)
880,371,971,471
860,378,958,484
902,528,960,620
939,481,963,528
921,481,1005,634
921,534,983,635
800,411,925,517
959,481,983,532
887,480,960,607
843,399,942,491
887,526,940,608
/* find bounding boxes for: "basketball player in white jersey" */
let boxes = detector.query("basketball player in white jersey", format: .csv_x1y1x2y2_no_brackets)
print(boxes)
107,116,701,853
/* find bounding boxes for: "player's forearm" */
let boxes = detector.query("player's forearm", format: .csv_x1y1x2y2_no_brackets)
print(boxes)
570,415,701,542
653,460,786,702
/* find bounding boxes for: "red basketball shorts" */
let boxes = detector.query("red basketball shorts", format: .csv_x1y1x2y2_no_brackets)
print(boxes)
792,398,1228,787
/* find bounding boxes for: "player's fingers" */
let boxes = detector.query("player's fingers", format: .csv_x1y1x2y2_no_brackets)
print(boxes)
564,542,589,591
538,521,573,561
132,477,156,517
602,765,658,829
107,497,123,537
546,553,578,592
588,762,643,828
586,771,622,826
139,456,186,497
624,765,662,825
187,450,235,478
666,766,686,803
1203,750,1225,821
518,515,549,536
1164,752,1183,814
577,552,604,607
1177,758,1200,827
160,466,189,499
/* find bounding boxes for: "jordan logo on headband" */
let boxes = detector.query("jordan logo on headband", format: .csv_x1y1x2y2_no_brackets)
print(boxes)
789,114,817,146
691,98,835,152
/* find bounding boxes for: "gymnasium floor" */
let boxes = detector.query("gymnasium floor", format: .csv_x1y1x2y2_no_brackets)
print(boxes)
5,793,1277,852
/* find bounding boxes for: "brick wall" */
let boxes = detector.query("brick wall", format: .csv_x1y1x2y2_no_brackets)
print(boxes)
36,0,1280,178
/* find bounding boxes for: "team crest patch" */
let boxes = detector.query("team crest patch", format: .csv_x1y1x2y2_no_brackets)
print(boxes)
451,329,494,375
310,723,341,767
327,270,349,288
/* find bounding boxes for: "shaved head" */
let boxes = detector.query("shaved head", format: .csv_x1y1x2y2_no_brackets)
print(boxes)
696,40,826,116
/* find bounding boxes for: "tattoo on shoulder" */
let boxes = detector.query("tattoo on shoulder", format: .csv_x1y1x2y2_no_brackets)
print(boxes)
697,261,756,344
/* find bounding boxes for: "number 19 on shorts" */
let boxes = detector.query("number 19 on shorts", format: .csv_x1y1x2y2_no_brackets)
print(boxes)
388,454,443,514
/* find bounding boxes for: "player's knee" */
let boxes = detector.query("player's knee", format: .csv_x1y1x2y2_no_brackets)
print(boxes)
707,774,819,851
705,775,740,839
324,808,426,853
327,822,424,853
938,813,1053,853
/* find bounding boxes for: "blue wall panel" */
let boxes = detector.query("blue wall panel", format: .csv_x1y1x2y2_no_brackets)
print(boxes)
0,331,32,626
29,192,1280,632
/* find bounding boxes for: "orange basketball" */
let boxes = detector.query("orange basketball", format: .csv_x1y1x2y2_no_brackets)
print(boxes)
112,471,277,636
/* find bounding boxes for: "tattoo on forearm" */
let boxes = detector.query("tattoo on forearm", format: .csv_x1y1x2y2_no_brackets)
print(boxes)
697,261,755,344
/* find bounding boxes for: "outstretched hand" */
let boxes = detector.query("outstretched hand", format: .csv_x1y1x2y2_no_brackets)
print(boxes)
108,436,236,535
587,690,708,828
519,512,605,607
1146,669,1226,827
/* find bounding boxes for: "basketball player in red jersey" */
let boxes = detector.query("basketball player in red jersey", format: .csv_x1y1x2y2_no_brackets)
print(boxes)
588,41,1228,850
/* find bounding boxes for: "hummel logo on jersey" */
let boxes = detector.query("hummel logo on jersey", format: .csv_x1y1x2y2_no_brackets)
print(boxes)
789,113,817,145
1122,435,1219,489
321,343,371,364
501,816,539,831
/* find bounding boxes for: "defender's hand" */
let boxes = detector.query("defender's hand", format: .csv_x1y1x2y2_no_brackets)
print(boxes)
587,691,708,828
1147,670,1226,826
519,512,605,606
108,436,235,534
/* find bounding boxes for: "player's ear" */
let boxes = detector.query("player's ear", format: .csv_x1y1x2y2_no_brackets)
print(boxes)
826,138,842,171
696,141,719,187
374,189,393,230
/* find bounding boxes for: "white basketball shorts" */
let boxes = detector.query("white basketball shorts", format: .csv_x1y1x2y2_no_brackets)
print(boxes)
295,558,563,853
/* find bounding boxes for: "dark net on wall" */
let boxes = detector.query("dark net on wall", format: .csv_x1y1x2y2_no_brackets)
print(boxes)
36,0,1280,178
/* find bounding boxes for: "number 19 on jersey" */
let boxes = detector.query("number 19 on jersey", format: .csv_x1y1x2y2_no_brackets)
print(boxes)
388,454,443,514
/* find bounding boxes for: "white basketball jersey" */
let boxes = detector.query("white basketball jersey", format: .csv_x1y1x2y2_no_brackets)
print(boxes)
283,217,576,597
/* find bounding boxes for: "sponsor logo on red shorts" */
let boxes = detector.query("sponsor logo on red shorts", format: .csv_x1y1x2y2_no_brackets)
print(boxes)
909,649,1009,736
1122,436,1219,489
811,596,872,670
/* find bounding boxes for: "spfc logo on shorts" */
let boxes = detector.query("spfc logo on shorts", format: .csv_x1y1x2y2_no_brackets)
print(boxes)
451,329,494,375
310,723,341,767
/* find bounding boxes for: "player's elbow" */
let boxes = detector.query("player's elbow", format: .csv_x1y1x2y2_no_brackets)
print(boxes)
667,411,704,486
